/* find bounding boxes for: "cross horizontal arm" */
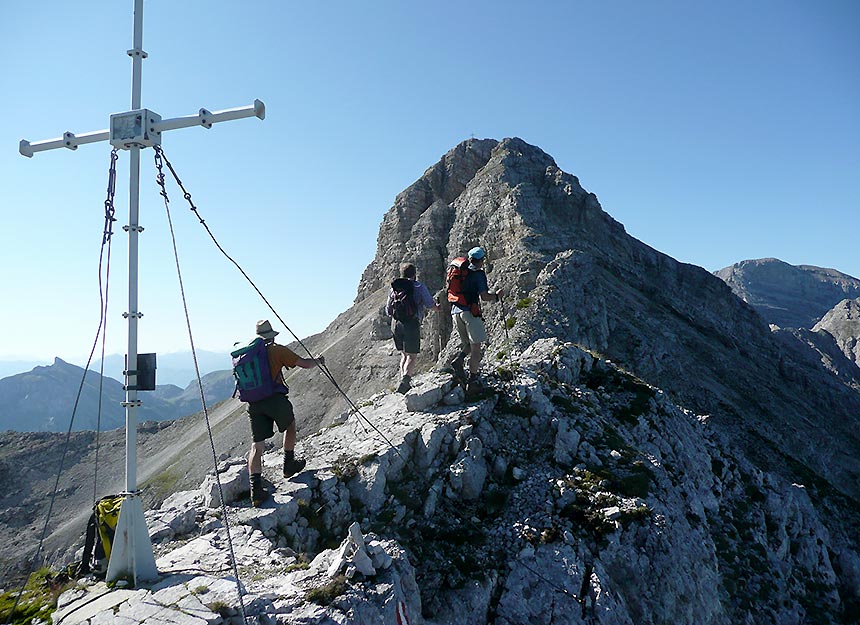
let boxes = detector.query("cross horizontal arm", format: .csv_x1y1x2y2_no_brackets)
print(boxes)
20,130,111,157
19,99,265,157
153,99,266,132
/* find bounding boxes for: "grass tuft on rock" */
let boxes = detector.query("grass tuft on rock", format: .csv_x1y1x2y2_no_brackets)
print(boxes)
306,575,348,606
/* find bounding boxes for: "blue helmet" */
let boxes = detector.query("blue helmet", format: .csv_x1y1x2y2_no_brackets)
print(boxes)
468,246,486,261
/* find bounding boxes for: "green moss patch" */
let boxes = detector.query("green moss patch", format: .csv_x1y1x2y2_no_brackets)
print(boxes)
0,568,73,625
515,297,534,309
142,466,181,503
306,575,348,606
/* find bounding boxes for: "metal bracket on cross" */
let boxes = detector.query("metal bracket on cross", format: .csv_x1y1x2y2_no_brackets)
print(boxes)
18,0,264,586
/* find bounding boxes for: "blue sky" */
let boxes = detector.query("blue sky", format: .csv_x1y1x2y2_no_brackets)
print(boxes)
1,0,858,367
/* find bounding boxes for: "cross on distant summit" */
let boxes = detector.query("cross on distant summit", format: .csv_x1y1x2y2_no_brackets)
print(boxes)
19,0,264,585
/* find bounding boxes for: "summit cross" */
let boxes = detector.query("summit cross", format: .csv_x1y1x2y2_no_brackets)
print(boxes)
19,0,265,585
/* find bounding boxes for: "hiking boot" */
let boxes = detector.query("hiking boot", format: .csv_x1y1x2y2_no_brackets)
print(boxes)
396,375,411,394
283,457,307,479
465,375,486,398
250,477,267,508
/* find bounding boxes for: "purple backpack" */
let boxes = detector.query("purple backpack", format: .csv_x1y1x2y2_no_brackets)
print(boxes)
231,338,284,402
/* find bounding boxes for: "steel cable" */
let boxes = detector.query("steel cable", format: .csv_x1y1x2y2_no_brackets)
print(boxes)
153,151,249,625
3,149,119,624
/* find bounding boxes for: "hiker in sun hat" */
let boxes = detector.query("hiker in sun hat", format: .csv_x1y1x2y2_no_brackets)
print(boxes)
238,319,324,507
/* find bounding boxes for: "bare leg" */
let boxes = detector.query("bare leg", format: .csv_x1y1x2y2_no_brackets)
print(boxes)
404,352,418,377
282,421,296,453
468,343,482,375
249,441,265,474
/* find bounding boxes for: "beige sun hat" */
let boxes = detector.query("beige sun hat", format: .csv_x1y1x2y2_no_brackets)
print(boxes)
255,319,279,340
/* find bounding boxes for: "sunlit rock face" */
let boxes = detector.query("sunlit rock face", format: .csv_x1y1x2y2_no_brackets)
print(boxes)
6,138,860,624
53,340,860,624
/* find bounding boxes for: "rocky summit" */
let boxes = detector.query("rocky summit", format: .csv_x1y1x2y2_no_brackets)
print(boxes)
49,341,859,624
3,138,860,624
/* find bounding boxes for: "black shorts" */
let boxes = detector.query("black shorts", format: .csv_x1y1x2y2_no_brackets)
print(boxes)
248,394,295,443
392,317,420,354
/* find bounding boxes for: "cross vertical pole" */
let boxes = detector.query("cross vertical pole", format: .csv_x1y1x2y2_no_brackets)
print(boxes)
127,0,144,496
18,0,265,586
106,0,159,585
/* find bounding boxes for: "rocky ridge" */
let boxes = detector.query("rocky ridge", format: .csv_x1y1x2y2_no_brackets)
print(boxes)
345,138,860,503
813,298,860,369
129,137,860,508
49,339,860,624
4,137,860,624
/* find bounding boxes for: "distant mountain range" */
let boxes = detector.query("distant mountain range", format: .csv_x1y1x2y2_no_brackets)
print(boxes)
714,258,860,329
90,349,233,387
0,349,232,388
715,258,860,375
0,357,235,432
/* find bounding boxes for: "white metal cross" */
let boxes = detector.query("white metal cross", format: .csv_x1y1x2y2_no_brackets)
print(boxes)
19,0,264,585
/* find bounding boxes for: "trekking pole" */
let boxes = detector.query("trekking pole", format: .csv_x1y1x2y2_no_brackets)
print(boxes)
498,293,516,371
499,293,510,343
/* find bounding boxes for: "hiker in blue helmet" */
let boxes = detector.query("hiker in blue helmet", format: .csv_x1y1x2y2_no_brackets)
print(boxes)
386,262,440,394
450,246,504,394
469,246,486,260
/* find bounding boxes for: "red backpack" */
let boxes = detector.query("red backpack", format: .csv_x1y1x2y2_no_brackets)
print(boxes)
447,257,482,317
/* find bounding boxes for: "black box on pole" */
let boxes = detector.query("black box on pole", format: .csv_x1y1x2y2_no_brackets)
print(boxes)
124,353,157,391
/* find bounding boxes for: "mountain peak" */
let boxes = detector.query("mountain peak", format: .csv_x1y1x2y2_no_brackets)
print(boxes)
813,297,860,368
715,258,860,328
294,139,860,508
355,136,617,306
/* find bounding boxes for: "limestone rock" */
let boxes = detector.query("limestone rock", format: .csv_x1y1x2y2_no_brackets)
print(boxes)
813,297,860,369
447,436,488,500
201,462,249,508
554,418,581,467
328,522,376,578
48,341,859,625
